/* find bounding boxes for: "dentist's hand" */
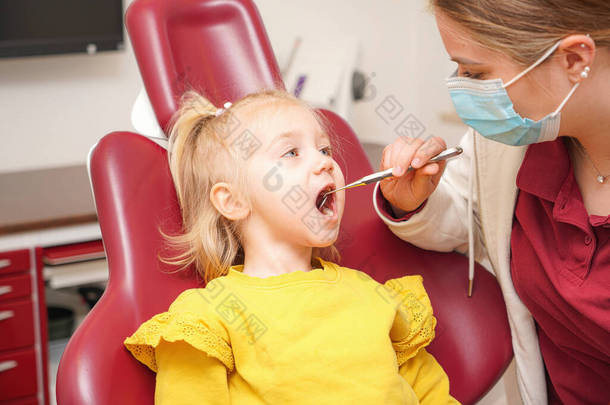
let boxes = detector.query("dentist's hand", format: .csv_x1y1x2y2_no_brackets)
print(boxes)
379,136,447,213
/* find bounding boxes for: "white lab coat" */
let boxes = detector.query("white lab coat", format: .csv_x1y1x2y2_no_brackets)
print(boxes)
372,128,547,405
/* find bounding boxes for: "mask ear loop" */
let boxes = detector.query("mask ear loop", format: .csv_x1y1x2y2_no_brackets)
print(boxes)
551,82,581,116
503,39,563,88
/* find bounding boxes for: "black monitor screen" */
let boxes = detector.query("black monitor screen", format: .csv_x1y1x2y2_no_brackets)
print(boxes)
0,0,124,58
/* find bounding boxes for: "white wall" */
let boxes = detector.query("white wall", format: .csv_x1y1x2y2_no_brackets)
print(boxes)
0,0,466,174
0,1,142,174
257,0,467,148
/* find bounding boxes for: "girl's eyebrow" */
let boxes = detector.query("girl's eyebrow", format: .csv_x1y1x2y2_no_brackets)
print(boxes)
266,131,329,152
266,131,296,152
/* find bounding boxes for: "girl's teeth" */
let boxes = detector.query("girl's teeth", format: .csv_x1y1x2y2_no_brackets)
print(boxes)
322,206,333,216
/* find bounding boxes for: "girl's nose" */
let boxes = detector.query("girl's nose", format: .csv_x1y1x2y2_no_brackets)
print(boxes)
314,154,333,175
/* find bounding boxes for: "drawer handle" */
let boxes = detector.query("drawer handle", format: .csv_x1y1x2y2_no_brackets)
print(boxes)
0,285,12,296
0,258,10,269
0,310,15,321
0,360,18,373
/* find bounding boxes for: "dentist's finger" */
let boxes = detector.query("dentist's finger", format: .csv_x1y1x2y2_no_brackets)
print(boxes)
380,139,405,174
431,160,447,186
419,162,440,176
410,136,448,169
388,137,424,176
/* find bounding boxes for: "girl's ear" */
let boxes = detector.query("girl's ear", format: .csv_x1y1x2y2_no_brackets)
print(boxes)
210,182,250,221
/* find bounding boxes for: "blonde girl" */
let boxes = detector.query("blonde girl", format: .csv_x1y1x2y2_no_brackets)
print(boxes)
124,89,459,404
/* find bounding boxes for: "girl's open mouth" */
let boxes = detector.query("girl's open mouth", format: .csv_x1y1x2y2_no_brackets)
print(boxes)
315,185,336,217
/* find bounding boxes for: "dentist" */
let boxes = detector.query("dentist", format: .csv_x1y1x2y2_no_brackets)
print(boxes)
373,1,609,404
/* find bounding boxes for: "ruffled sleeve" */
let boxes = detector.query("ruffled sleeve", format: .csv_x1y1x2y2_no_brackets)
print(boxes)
123,288,235,373
383,275,437,367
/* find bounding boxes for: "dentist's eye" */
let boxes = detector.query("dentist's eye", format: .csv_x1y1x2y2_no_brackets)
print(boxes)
282,148,298,158
320,146,332,156
462,70,484,79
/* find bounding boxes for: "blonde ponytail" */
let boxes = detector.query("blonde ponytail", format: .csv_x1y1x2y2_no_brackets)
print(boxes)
158,90,247,284
158,89,341,284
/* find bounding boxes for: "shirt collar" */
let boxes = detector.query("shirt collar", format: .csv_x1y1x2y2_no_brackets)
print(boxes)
516,137,571,202
226,256,339,286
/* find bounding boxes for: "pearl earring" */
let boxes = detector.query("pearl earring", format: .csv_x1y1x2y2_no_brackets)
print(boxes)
580,66,590,79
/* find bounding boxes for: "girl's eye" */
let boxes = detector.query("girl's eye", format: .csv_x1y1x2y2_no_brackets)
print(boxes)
282,146,332,158
282,148,298,158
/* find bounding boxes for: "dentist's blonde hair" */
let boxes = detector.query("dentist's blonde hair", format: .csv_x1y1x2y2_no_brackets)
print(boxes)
430,0,610,65
158,89,341,284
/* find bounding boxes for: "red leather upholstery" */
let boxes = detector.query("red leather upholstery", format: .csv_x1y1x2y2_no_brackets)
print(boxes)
125,0,284,132
56,1,512,404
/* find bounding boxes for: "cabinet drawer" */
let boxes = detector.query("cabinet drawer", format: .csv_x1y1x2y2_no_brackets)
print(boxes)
0,348,38,401
0,273,32,303
0,299,34,352
0,250,30,276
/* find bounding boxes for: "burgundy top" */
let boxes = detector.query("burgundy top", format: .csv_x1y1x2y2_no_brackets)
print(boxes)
511,138,609,404
376,138,610,404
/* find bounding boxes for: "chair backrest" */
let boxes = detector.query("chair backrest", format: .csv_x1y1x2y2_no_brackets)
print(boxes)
56,1,513,404
126,0,284,132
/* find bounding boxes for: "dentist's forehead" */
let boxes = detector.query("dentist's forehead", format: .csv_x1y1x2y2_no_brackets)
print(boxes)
436,10,505,65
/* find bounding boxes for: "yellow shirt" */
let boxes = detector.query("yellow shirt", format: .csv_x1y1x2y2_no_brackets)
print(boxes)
124,257,460,404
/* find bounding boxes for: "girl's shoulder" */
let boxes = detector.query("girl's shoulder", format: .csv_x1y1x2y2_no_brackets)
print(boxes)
123,286,235,373
336,264,437,365
333,262,429,301
168,271,238,311
167,287,217,314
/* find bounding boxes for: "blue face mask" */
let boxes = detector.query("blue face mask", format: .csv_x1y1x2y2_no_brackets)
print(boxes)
446,40,581,146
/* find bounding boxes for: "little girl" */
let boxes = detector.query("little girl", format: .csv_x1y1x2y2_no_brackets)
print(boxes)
123,89,460,404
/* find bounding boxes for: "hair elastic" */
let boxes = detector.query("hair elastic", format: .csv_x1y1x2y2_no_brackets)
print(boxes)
215,101,233,117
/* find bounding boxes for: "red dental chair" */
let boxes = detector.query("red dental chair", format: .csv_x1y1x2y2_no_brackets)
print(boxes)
55,0,513,404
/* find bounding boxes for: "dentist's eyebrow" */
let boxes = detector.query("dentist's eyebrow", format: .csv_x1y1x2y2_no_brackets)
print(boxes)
450,56,483,65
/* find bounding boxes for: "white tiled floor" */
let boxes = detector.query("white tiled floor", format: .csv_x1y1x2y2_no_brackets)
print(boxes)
48,338,69,405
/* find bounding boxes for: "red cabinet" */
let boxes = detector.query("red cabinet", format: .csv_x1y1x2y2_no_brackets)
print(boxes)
0,299,35,351
0,164,100,404
0,250,30,276
0,248,48,405
0,348,38,401
0,274,31,302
